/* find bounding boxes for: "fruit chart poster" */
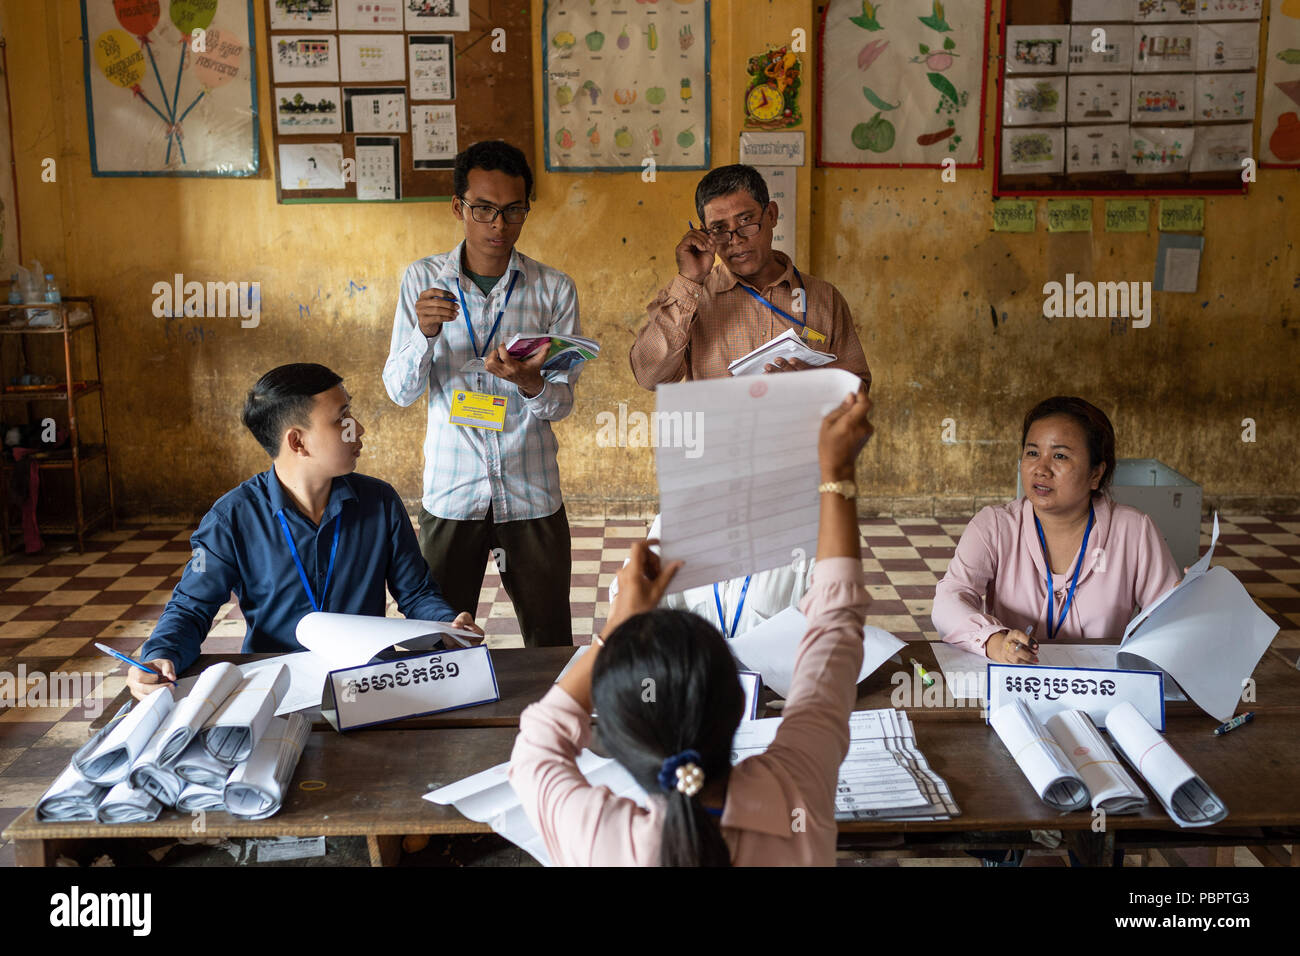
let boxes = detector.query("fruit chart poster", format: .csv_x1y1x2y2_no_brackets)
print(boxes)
542,0,710,171
818,0,990,167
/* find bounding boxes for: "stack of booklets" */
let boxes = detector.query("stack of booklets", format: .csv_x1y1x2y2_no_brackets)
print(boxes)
505,331,601,372
990,699,1227,826
726,328,837,376
35,661,310,824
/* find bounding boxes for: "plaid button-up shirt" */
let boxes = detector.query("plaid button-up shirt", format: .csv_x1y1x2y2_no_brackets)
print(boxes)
629,251,871,390
383,241,581,522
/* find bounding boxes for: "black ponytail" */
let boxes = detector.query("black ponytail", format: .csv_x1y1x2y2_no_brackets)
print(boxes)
591,609,745,867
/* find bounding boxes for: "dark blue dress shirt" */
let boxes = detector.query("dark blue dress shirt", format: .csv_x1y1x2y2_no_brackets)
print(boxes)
141,466,457,672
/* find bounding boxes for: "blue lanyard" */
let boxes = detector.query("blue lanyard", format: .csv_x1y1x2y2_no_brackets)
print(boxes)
456,270,520,359
276,511,341,614
1033,506,1095,641
713,575,752,639
738,266,806,330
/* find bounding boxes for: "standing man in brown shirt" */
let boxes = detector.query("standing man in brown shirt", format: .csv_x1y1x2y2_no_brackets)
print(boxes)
630,163,871,389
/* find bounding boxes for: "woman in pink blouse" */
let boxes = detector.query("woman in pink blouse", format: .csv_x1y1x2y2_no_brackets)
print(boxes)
933,396,1179,662
509,390,874,866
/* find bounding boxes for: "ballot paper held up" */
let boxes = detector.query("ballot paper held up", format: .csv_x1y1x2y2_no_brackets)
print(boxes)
726,329,837,377
1118,514,1278,721
728,607,905,698
656,368,863,592
72,688,175,786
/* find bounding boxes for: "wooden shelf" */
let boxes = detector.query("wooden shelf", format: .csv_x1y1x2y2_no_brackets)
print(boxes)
0,382,101,402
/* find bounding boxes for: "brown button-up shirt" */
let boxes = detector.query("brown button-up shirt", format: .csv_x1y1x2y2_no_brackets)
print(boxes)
629,251,871,391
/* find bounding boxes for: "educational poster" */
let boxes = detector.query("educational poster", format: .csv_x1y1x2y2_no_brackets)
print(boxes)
1005,25,1070,72
1002,126,1065,173
343,86,407,132
355,136,401,199
1189,121,1252,169
270,0,336,30
1068,23,1133,72
408,34,455,99
1004,76,1067,125
411,104,457,167
1261,0,1300,165
542,0,710,171
273,34,339,82
1127,125,1193,172
338,0,402,30
818,0,991,167
1068,74,1131,123
278,141,345,187
340,32,406,81
404,0,469,33
80,0,259,176
1134,25,1197,71
275,85,343,133
1134,0,1198,21
1071,0,1130,20
1067,123,1127,171
1196,21,1259,71
1198,0,1263,19
743,46,802,128
1195,71,1255,120
1131,73,1195,121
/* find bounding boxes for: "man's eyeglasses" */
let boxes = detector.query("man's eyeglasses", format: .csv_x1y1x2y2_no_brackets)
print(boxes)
458,197,530,224
705,219,763,242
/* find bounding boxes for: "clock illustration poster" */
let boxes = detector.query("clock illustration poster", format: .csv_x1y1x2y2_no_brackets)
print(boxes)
543,0,711,171
818,0,991,167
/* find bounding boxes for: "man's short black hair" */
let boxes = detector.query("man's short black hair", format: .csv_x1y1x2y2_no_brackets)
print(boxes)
453,140,533,200
241,363,343,458
694,164,769,224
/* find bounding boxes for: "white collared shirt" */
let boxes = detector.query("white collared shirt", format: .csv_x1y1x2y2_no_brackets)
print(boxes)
383,241,582,521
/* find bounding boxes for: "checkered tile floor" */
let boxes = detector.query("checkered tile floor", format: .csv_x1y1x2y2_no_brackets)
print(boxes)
1,514,1297,867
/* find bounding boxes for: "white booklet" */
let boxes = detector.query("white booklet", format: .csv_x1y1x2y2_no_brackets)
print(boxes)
726,328,837,376
1104,701,1227,828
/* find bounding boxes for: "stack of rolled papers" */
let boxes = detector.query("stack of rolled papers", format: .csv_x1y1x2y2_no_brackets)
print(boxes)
97,781,163,824
176,782,226,813
201,664,289,763
34,660,306,825
174,738,236,787
71,688,174,785
36,765,107,822
224,713,311,820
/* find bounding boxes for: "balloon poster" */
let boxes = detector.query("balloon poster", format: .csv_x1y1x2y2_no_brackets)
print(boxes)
817,0,991,167
541,0,711,172
79,1,259,176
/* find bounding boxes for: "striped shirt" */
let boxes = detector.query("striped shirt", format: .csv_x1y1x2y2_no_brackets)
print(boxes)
383,241,581,522
629,251,871,390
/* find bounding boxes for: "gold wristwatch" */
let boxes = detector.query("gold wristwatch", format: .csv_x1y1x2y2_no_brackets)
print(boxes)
818,479,858,500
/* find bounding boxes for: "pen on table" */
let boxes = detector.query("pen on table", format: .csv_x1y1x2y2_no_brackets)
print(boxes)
909,657,935,687
1212,712,1254,736
93,642,177,686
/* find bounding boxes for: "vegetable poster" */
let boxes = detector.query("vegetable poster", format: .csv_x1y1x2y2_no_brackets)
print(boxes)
80,0,259,176
542,0,710,171
1261,0,1300,166
818,0,990,167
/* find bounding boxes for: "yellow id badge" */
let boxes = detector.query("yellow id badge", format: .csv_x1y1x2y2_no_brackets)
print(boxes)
449,390,508,431
803,327,827,345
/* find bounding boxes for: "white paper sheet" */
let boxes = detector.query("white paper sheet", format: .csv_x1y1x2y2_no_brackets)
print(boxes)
656,368,862,592
240,654,331,716
176,782,227,813
154,661,242,764
174,738,234,787
36,764,107,822
990,699,1090,811
72,687,175,786
1119,514,1278,721
96,781,162,824
339,33,406,82
727,607,905,698
224,713,311,820
1045,709,1146,813
296,611,479,666
201,664,289,764
278,143,346,190
1105,701,1227,827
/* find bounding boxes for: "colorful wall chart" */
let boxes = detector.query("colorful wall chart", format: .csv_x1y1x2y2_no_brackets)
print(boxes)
817,0,992,167
80,0,259,176
1261,0,1300,165
542,0,710,172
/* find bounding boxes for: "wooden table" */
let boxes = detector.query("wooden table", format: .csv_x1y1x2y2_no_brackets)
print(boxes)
8,712,1298,867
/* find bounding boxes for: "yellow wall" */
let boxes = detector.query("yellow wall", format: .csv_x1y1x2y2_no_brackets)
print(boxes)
5,0,1299,521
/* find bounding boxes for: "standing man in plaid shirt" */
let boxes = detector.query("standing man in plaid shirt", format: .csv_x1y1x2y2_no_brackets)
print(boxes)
384,140,580,647
630,164,871,389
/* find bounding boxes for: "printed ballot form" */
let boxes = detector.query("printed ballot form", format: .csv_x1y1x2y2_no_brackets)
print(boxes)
655,368,863,593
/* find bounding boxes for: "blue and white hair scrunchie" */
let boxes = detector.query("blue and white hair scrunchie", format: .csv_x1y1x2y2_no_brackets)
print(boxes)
657,749,705,797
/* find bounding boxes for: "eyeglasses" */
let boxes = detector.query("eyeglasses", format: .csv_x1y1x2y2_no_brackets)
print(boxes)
704,217,764,242
458,198,530,224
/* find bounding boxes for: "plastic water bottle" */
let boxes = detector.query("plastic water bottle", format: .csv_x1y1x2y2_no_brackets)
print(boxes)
44,274,61,303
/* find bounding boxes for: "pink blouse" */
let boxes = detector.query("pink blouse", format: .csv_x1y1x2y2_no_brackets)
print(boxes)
932,496,1180,654
508,556,868,866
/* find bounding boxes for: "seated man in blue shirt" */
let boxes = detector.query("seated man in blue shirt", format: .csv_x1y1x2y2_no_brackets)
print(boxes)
128,362,482,700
